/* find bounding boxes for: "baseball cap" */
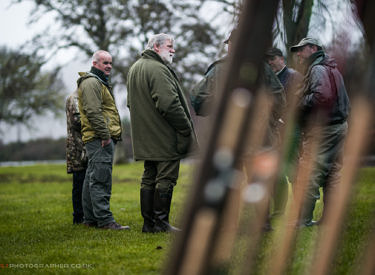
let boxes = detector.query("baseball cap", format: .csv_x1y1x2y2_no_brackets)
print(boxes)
224,29,237,44
290,37,322,52
265,47,283,57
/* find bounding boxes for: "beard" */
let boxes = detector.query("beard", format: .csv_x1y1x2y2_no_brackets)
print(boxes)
159,49,174,64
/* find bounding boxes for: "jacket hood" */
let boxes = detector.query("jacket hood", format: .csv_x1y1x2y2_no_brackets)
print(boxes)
308,50,337,69
76,71,111,89
77,72,91,87
321,55,337,69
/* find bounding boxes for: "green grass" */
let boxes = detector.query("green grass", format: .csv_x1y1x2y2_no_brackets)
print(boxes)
0,162,192,274
251,167,375,275
0,163,373,274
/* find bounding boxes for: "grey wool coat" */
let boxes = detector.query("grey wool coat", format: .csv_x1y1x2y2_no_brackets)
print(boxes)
126,50,196,161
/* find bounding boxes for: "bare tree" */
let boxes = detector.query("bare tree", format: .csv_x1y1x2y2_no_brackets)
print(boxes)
12,0,224,91
0,46,65,127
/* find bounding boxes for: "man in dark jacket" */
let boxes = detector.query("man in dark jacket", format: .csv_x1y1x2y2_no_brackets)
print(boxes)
265,48,304,217
66,90,87,224
266,47,303,96
127,33,196,233
77,50,129,230
191,29,286,231
290,38,350,227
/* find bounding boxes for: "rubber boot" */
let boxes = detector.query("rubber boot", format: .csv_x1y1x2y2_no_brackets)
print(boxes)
140,188,155,233
154,189,181,232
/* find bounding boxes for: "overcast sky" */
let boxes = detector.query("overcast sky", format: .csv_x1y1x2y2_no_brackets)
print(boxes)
0,1,88,144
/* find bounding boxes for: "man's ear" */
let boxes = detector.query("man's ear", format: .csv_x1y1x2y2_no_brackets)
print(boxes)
153,44,160,53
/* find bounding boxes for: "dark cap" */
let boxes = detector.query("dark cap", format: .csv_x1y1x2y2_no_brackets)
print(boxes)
265,47,283,57
224,29,237,44
290,37,322,52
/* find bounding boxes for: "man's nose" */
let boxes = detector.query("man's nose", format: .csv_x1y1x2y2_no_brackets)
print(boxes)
170,48,175,53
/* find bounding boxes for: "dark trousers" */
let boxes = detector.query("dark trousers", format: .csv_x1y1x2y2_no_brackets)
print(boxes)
273,126,302,216
82,139,115,227
141,160,180,192
140,160,180,232
300,122,348,224
72,169,86,224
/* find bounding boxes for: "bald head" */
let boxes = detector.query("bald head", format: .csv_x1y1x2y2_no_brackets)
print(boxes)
92,50,112,76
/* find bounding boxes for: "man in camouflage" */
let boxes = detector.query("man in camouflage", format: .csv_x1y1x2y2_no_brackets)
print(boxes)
66,89,87,224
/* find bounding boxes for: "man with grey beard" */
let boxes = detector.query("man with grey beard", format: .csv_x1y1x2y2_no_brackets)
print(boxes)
127,33,197,233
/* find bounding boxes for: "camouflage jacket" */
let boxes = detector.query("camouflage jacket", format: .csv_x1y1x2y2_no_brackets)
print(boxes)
66,90,87,173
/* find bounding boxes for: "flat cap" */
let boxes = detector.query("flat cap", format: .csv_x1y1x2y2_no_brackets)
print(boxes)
290,37,322,52
265,47,283,57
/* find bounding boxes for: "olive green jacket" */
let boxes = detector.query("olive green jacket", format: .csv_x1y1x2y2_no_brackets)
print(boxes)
127,50,196,161
77,72,122,143
190,58,226,116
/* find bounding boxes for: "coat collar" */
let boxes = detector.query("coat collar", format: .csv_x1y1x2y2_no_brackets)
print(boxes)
142,49,166,64
141,49,180,81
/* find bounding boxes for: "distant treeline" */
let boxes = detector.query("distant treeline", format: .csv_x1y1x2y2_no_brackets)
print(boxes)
0,119,133,163
0,128,373,163
0,137,66,161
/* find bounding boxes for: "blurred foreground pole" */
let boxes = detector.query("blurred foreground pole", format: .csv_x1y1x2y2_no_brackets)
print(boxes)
164,0,280,274
309,98,372,275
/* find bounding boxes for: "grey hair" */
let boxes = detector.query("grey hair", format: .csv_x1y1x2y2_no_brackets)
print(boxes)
146,33,174,50
92,50,110,62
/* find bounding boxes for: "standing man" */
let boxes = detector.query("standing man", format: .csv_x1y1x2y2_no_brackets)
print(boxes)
266,47,303,96
265,48,303,217
77,50,129,230
191,29,285,231
190,30,231,116
127,33,196,233
66,90,87,225
290,38,350,227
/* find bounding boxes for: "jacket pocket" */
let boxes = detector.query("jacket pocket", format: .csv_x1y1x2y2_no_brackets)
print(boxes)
177,132,192,154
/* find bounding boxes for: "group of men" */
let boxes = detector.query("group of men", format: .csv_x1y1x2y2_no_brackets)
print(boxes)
66,34,195,231
66,31,349,232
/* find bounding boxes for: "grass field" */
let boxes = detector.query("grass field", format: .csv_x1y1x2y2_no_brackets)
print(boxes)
0,162,373,274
